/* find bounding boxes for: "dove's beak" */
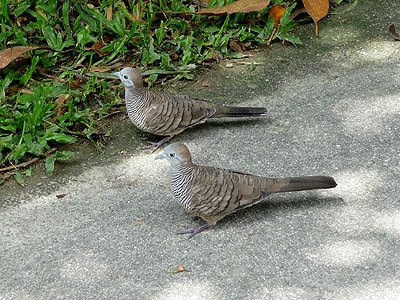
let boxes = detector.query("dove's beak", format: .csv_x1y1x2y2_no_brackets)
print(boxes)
112,71,121,79
155,152,166,160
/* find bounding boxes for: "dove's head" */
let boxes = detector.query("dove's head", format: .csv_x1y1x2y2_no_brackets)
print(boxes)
113,67,143,89
155,143,192,167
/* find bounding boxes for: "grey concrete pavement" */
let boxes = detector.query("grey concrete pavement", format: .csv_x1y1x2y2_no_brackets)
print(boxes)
1,1,400,299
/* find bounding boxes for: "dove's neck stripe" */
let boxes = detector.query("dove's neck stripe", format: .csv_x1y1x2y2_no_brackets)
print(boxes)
125,88,148,130
170,165,193,210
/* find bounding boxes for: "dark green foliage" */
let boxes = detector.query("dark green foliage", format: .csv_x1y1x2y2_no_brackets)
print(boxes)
0,0,300,175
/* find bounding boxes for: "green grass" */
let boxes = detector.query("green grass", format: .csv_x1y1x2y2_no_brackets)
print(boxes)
0,0,304,180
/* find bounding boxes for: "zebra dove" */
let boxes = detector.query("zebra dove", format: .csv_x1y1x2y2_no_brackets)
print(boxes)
156,143,337,237
113,67,267,149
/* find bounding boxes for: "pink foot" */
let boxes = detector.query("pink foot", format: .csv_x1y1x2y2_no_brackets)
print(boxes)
177,224,209,238
142,136,173,152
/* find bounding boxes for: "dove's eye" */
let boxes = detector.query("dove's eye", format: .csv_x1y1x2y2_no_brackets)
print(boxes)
169,153,175,157
123,75,128,80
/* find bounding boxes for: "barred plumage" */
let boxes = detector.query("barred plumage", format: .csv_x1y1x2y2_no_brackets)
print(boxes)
113,67,267,147
171,165,194,210
156,143,337,237
125,89,148,130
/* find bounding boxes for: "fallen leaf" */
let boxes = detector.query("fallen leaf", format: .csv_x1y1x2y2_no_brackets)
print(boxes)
69,79,84,89
389,24,400,41
90,66,111,72
56,193,67,199
132,36,140,44
106,4,113,21
269,4,285,27
18,88,33,94
229,39,243,52
133,218,144,225
202,80,211,88
56,94,69,115
198,0,270,15
92,39,105,52
177,264,186,273
241,41,252,50
92,37,112,56
0,46,44,69
51,94,69,122
302,0,329,37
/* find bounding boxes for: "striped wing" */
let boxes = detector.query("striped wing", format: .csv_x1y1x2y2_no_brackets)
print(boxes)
143,92,216,136
189,166,267,221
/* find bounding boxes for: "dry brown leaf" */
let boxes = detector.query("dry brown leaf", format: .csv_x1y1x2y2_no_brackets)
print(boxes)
92,37,112,56
0,46,43,69
269,4,285,27
133,218,144,225
106,4,113,21
302,0,329,37
56,193,67,199
198,0,270,15
69,79,84,89
51,94,69,122
202,80,211,88
18,88,33,94
229,39,243,52
176,264,186,273
92,39,106,52
389,24,400,41
241,41,252,50
55,94,69,115
90,66,111,73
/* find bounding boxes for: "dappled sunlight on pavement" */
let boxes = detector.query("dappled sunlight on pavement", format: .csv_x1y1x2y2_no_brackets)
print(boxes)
306,240,381,267
248,286,310,300
60,251,110,283
342,94,400,135
357,41,399,61
329,169,383,203
372,211,400,237
332,279,400,300
153,280,223,300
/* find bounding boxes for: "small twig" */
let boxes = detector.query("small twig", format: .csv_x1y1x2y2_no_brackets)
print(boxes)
37,70,68,83
74,73,91,80
0,148,57,173
266,27,277,46
233,61,264,66
0,172,13,185
160,10,168,20
155,10,193,16
102,110,123,119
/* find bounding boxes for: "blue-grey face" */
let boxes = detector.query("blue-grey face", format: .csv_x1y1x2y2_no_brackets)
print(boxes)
113,67,142,88
155,143,192,166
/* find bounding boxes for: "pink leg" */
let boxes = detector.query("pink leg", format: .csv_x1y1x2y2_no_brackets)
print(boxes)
142,136,173,152
177,224,209,238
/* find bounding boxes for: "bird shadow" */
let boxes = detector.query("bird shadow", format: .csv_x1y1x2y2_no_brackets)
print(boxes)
200,116,273,130
182,117,273,142
139,117,272,145
217,194,345,228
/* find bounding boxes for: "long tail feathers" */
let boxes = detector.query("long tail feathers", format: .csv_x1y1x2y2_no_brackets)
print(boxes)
213,106,267,118
275,176,337,193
